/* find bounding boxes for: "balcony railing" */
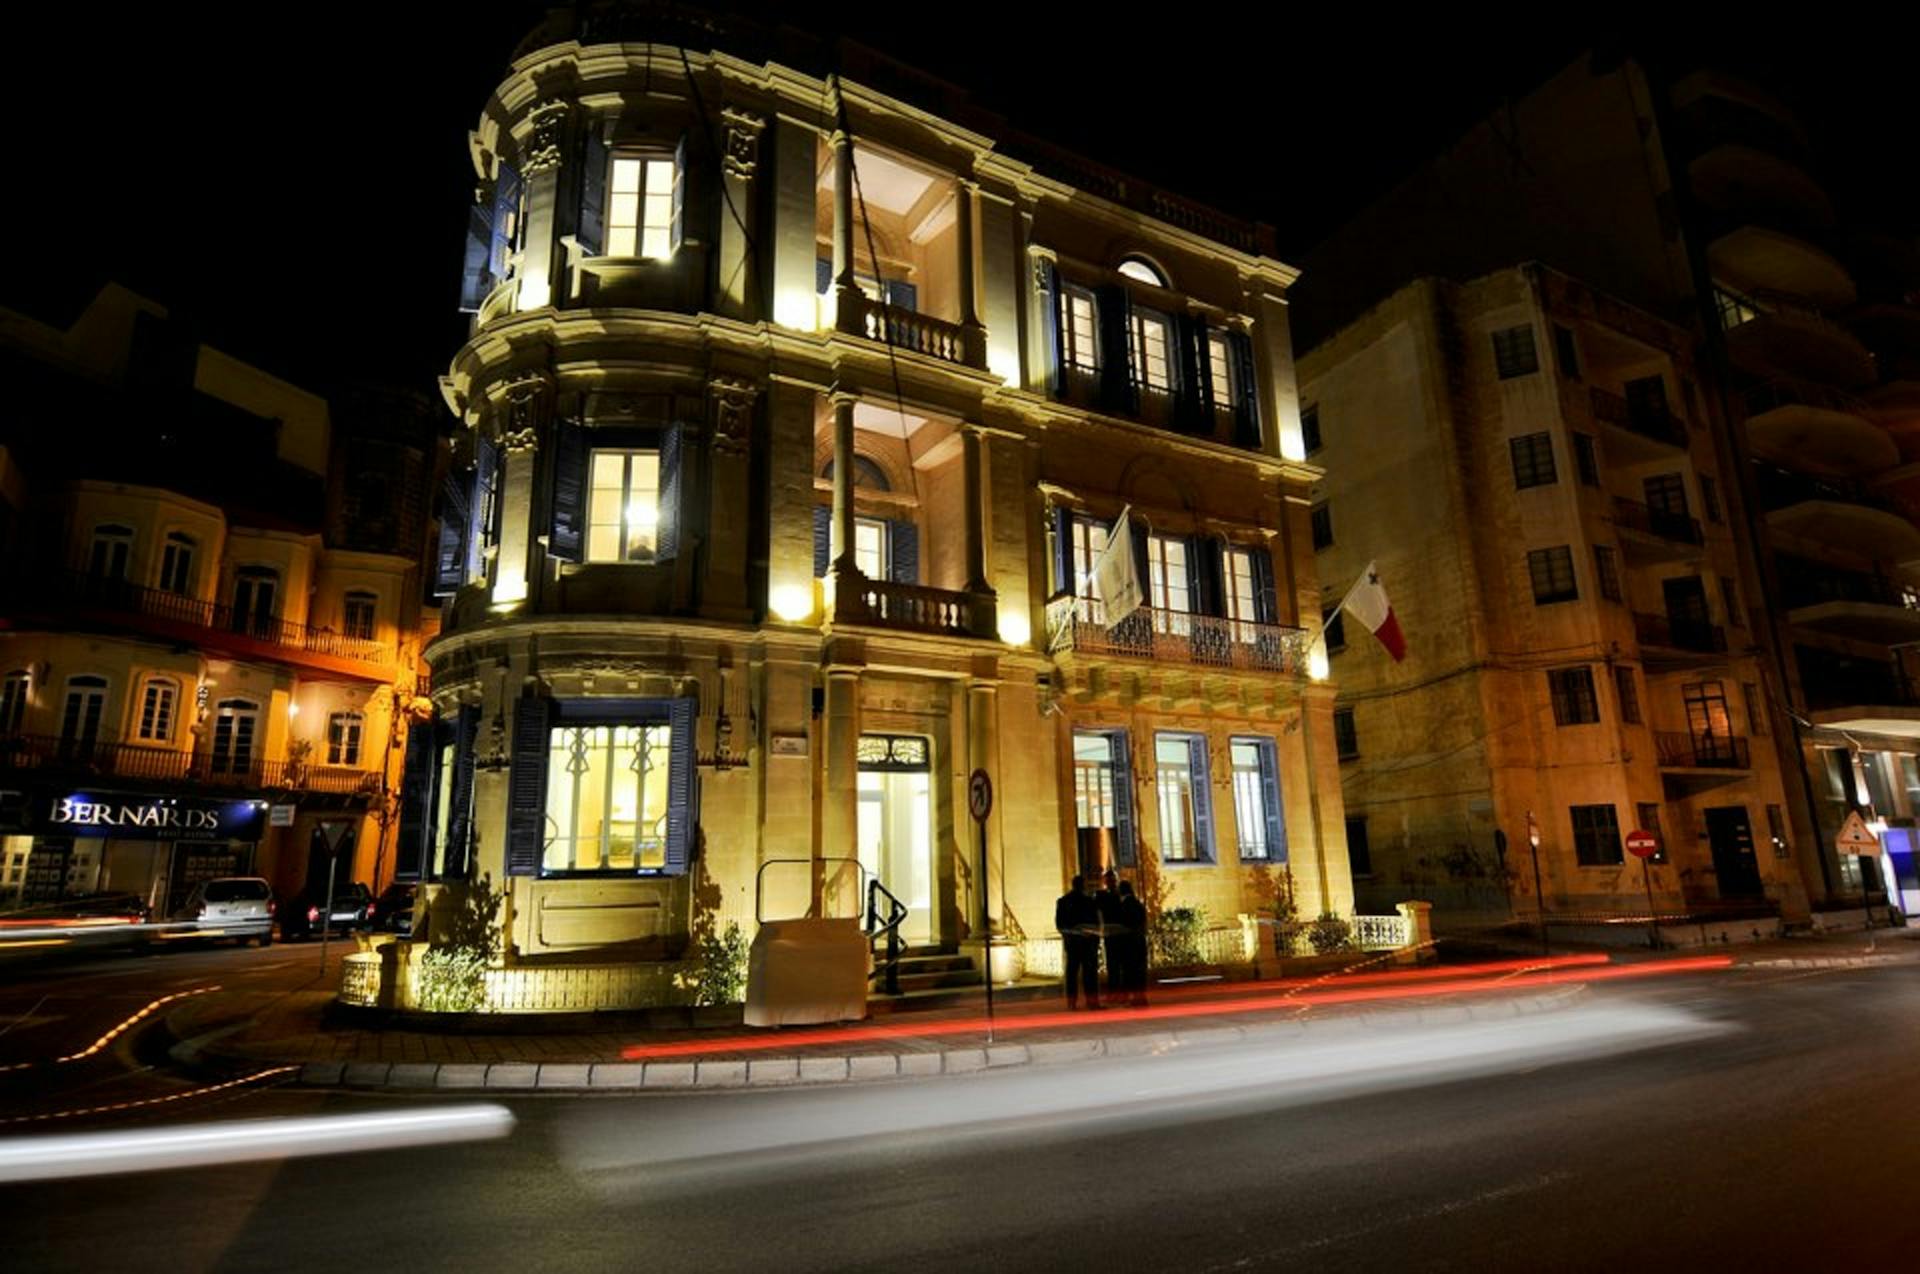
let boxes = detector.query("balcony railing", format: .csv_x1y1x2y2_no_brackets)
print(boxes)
834,578,995,639
1754,464,1900,517
1046,597,1310,675
837,293,986,369
0,733,381,795
1590,387,1688,449
1634,612,1727,654
1742,377,1871,419
1778,560,1920,612
12,569,392,666
1655,731,1751,770
1613,497,1704,545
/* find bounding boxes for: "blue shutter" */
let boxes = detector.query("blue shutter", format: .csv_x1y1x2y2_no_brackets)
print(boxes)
395,720,435,879
888,519,918,583
505,696,551,877
444,706,479,878
1039,259,1063,397
655,424,683,561
1051,506,1074,598
1111,731,1137,868
1096,284,1136,414
670,135,688,252
468,436,497,584
433,472,471,596
459,199,495,312
1251,545,1279,624
548,419,587,563
1130,515,1150,612
885,280,918,312
1259,740,1287,864
1188,735,1216,861
577,130,608,257
490,162,521,281
816,257,832,295
812,504,831,578
1229,329,1261,447
1190,536,1221,615
664,696,697,875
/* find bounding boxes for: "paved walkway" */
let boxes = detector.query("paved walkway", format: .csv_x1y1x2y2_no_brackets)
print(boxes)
163,927,1920,1092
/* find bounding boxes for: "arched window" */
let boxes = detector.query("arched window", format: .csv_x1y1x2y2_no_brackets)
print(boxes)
88,525,134,581
0,670,30,736
819,455,892,491
211,698,260,774
342,591,378,641
159,532,196,595
1117,257,1169,288
136,677,179,742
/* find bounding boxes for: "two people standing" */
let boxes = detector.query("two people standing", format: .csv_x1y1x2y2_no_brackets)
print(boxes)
1055,869,1149,1010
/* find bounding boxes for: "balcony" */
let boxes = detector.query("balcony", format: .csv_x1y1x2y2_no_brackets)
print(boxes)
1634,611,1727,656
1613,497,1704,560
1590,387,1687,451
1655,731,1751,770
1780,566,1920,644
3,569,397,683
1046,597,1310,676
0,733,380,797
836,293,985,370
1756,465,1920,562
1707,225,1856,312
1742,379,1895,475
831,576,996,639
1723,294,1877,387
1687,144,1833,230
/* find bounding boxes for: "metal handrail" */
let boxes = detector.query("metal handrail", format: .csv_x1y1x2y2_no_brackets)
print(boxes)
865,878,910,996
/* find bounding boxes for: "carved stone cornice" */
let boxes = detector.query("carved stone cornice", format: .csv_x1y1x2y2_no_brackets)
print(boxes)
719,107,765,180
495,371,552,438
499,427,539,455
520,101,570,175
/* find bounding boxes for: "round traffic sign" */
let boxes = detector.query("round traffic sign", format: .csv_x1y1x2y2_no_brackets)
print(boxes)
967,768,993,822
1625,828,1662,860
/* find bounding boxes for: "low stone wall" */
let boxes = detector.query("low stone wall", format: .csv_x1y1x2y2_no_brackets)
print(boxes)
339,943,700,1014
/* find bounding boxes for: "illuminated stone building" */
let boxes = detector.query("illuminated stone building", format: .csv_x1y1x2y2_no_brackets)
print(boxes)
0,285,438,917
1293,53,1920,922
410,7,1347,1009
1302,265,1804,934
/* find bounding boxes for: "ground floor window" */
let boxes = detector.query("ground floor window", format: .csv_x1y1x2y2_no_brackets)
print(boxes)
1155,732,1213,862
1072,729,1135,871
1572,803,1623,866
545,723,674,872
1230,737,1285,861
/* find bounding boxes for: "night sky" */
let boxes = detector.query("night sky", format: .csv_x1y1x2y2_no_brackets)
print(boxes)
9,3,1912,403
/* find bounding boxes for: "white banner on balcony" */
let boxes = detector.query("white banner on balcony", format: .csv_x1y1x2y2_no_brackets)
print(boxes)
1094,505,1143,622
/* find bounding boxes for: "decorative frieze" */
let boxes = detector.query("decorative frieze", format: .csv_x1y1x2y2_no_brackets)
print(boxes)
719,107,765,179
520,101,571,174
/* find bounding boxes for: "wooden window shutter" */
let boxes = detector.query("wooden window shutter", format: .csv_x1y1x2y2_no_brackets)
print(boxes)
505,696,552,877
655,423,684,561
664,697,697,874
547,418,587,563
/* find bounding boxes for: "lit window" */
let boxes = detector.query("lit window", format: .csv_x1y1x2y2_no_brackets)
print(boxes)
1129,310,1173,392
1155,732,1211,862
327,712,364,767
1231,737,1284,861
136,679,177,742
159,532,195,595
1208,333,1236,407
854,518,888,579
545,723,674,872
1117,258,1167,287
608,155,680,258
343,592,377,641
1063,287,1100,373
0,671,27,735
1146,534,1191,635
1223,547,1260,640
1070,518,1111,624
1074,731,1120,835
587,449,661,563
1715,287,1761,331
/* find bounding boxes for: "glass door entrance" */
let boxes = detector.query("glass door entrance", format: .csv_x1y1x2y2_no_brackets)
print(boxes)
856,734,933,947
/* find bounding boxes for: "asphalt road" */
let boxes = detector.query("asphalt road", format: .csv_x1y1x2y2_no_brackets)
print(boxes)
1,960,1917,1272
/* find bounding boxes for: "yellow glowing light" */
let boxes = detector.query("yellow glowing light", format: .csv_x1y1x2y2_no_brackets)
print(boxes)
997,610,1032,647
775,287,819,333
287,702,300,718
1307,636,1331,682
627,501,659,531
769,584,814,623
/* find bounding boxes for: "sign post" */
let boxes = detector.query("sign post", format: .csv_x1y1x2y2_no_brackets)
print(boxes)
315,821,354,976
968,768,995,1042
1835,810,1882,938
1626,828,1663,950
1526,811,1548,956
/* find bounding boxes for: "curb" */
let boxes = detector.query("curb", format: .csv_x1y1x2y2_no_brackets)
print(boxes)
1741,953,1914,970
272,985,1587,1094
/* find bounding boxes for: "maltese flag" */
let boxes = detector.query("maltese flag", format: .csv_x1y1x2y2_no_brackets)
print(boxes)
1341,562,1406,662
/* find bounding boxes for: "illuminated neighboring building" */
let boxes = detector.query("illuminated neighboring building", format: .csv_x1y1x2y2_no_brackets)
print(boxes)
1293,51,1920,920
408,7,1347,1009
1302,265,1805,932
0,285,439,917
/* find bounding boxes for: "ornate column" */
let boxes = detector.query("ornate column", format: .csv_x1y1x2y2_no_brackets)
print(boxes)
820,664,862,914
831,128,858,331
490,372,548,608
956,180,986,368
830,388,859,579
708,376,759,619
717,107,765,321
512,100,569,312
961,424,991,595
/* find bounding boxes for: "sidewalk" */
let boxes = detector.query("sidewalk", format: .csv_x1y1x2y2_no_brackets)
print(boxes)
164,927,1920,1094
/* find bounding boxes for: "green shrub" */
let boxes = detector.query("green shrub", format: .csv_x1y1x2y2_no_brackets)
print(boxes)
1306,914,1354,955
1151,905,1207,967
690,921,749,1006
416,946,488,1013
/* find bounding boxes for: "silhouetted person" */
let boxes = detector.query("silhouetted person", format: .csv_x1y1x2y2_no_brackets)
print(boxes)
1116,881,1149,1006
1095,869,1122,996
1055,874,1101,1010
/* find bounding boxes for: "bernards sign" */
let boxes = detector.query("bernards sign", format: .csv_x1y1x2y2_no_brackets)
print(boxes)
45,793,268,841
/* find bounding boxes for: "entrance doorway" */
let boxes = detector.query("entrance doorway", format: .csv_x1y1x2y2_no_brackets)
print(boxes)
1705,805,1763,899
856,734,933,947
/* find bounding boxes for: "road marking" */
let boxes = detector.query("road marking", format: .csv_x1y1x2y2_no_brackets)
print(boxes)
0,986,218,1073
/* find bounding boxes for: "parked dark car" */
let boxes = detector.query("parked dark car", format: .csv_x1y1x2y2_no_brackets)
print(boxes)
375,883,419,935
279,882,376,941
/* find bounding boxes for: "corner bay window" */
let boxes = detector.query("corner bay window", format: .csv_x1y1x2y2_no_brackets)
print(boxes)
588,449,660,563
507,699,696,877
607,153,681,259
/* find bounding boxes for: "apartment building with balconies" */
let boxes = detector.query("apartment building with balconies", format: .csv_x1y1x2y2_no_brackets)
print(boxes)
0,286,438,917
1300,265,1802,932
408,9,1345,1010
